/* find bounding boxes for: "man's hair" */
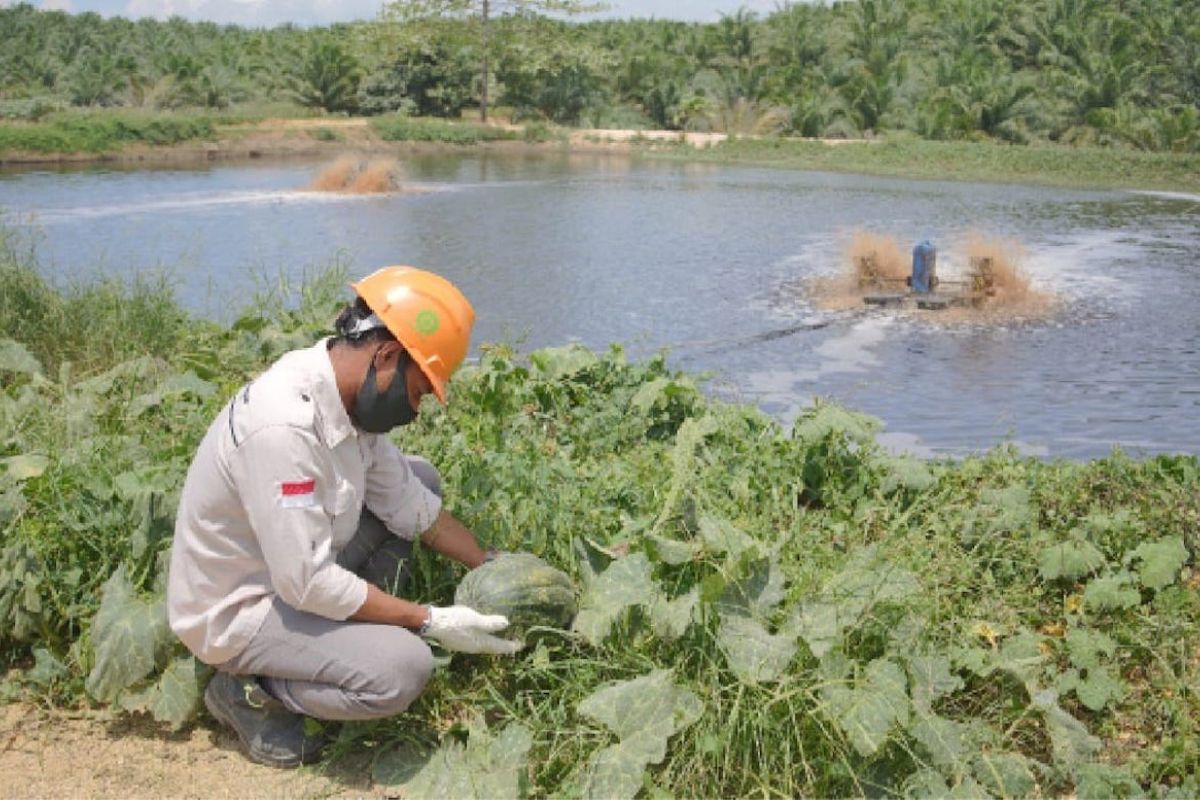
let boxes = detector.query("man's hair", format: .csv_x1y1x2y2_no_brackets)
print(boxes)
332,297,397,348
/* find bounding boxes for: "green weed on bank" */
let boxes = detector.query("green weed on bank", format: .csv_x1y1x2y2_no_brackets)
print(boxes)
0,110,223,154
655,136,1200,194
370,115,520,145
0,251,1196,797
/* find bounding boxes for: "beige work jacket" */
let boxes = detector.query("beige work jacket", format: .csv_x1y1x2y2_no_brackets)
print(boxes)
167,340,442,665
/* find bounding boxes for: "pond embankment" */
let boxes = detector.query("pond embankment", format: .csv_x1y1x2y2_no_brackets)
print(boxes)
4,114,1198,193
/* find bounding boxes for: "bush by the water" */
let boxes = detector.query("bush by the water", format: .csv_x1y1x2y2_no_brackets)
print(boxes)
370,115,519,145
1,241,1197,797
0,110,220,154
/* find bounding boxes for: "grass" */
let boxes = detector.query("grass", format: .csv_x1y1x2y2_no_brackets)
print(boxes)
308,126,344,143
0,241,1197,797
370,114,520,145
0,103,325,157
0,109,222,154
652,135,1200,193
0,227,194,374
5,106,1195,194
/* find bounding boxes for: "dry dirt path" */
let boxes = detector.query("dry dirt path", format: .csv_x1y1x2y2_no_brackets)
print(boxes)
0,703,388,799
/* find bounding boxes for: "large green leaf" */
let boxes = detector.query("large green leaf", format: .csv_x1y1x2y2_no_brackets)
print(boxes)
578,669,703,742
717,556,786,616
908,713,972,771
901,768,991,799
0,486,28,527
1064,628,1116,670
1057,627,1126,710
0,338,43,377
646,532,701,566
993,630,1046,688
907,654,964,712
1129,536,1189,591
630,377,672,414
698,515,760,560
577,670,703,800
580,740,651,800
1083,571,1141,612
1031,689,1100,769
1038,539,1107,581
529,344,599,380
821,658,911,757
85,566,171,702
649,587,698,642
788,599,846,660
877,456,936,494
792,403,881,444
572,552,657,646
717,612,798,684
26,647,68,687
787,553,919,658
373,720,532,800
1,454,49,481
1074,763,1142,799
1056,667,1126,712
971,751,1037,798
963,486,1034,544
129,370,217,415
120,655,209,730
75,356,159,397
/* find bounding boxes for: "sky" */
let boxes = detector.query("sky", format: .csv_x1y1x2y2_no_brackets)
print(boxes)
8,0,790,25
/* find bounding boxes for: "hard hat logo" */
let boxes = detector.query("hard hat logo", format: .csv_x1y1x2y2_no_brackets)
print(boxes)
415,309,440,336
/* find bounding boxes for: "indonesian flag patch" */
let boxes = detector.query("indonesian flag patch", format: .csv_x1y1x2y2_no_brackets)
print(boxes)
279,478,317,509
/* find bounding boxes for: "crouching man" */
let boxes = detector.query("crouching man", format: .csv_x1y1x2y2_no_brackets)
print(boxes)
168,267,520,768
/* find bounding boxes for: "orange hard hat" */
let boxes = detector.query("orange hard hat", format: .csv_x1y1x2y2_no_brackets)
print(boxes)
350,266,475,403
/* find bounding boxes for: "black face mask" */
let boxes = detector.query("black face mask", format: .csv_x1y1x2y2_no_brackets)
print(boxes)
353,349,417,433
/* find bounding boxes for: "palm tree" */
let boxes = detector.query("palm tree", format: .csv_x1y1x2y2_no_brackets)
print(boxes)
383,0,602,123
291,36,362,113
832,0,910,134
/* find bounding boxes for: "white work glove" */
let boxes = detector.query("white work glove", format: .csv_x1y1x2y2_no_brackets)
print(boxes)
420,605,524,656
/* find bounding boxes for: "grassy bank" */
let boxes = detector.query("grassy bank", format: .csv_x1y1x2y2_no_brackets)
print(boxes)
7,108,1199,193
371,114,522,145
0,105,324,155
1,235,1197,797
656,135,1200,193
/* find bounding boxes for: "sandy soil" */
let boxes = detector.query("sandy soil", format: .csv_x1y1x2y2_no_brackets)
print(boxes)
0,703,388,800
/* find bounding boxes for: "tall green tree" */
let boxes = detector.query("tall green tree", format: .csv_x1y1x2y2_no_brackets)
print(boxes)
832,0,910,134
291,35,362,113
383,0,604,122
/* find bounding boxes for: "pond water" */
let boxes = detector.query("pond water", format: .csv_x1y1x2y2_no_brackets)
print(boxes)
3,152,1198,460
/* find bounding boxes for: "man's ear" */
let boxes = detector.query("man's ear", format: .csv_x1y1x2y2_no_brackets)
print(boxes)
377,340,406,366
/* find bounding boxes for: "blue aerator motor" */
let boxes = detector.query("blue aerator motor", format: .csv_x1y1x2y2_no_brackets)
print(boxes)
911,240,937,293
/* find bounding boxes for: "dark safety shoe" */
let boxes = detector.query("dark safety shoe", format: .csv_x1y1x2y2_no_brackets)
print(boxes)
203,671,329,769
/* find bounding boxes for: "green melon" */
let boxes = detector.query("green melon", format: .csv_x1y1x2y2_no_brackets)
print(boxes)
455,553,577,631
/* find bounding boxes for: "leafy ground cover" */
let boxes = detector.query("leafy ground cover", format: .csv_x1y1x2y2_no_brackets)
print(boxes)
0,110,226,154
370,114,523,145
0,104,323,157
1,233,1197,797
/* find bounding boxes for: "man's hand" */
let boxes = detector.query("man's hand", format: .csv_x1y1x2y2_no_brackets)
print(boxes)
422,605,524,655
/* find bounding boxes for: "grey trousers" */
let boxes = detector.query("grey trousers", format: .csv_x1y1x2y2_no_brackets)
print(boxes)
218,457,440,722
